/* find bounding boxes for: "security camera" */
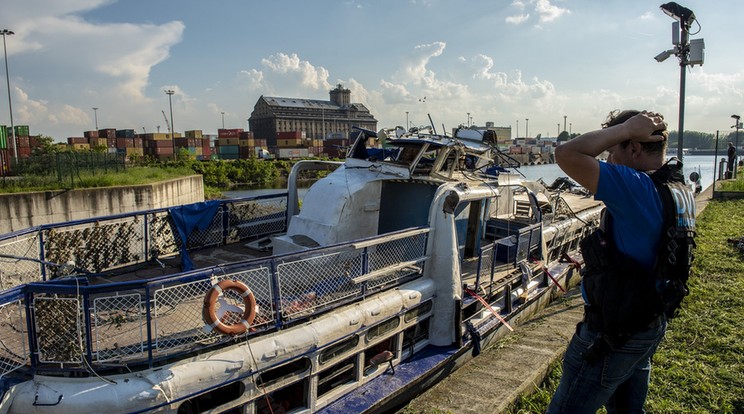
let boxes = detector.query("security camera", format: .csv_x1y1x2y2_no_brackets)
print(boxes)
654,49,674,62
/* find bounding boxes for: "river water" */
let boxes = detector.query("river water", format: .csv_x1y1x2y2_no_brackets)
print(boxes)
224,155,722,199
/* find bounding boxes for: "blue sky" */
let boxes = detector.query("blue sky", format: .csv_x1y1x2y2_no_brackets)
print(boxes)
1,0,742,142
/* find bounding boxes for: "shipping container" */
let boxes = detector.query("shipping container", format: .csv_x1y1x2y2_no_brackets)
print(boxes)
218,145,239,155
115,129,135,138
276,148,309,159
185,130,203,139
15,136,30,148
239,138,254,147
238,131,254,140
219,153,239,160
219,137,239,146
218,128,243,138
133,137,143,148
84,130,99,139
0,149,9,174
277,131,304,140
72,143,90,151
202,145,212,157
0,125,7,149
14,125,30,137
148,140,174,148
89,138,108,147
68,137,88,145
277,138,304,148
116,138,134,148
148,147,174,155
98,128,116,139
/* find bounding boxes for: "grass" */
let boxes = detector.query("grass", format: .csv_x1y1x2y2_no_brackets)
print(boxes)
0,166,196,193
507,198,744,413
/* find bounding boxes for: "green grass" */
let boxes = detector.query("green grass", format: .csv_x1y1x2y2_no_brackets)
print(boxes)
507,199,744,413
0,166,196,193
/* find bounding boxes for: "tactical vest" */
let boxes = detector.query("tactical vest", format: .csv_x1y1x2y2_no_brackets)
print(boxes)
580,159,696,337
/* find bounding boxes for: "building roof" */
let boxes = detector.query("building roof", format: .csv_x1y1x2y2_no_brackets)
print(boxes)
262,96,339,110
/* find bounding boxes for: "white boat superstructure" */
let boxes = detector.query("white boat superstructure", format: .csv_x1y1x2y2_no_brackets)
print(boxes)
0,126,603,413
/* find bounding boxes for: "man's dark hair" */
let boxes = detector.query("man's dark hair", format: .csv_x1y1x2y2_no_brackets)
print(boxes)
602,110,668,155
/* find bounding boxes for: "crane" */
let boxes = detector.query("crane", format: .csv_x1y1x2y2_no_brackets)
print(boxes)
161,110,171,134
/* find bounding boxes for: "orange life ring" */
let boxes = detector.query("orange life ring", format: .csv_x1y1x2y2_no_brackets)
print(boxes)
202,279,257,335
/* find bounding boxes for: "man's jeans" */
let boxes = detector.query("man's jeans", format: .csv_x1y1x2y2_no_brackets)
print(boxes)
546,317,667,414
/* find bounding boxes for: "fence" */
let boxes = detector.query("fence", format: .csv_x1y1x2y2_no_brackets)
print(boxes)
0,193,429,379
9,152,127,188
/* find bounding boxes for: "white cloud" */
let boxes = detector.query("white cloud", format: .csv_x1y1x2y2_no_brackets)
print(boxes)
260,53,332,91
535,0,570,23
506,14,530,25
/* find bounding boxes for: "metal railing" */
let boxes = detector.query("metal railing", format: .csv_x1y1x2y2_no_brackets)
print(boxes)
0,197,428,378
0,193,288,287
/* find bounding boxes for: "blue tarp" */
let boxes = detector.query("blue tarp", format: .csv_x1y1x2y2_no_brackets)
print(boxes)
169,200,222,271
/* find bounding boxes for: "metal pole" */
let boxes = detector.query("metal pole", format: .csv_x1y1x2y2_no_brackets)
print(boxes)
165,89,175,161
221,111,225,129
92,107,98,130
563,115,567,132
676,25,689,162
2,29,16,163
736,123,740,179
525,118,529,139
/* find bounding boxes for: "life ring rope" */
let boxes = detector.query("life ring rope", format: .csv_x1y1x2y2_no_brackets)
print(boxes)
202,279,257,336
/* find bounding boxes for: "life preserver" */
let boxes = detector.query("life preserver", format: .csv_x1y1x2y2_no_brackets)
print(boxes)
202,279,257,335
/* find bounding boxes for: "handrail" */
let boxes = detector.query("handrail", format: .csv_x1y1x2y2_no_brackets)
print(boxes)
0,224,430,379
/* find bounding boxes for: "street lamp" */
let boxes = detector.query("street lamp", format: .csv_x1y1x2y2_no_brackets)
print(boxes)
1,29,16,163
92,107,99,130
656,2,705,162
165,89,175,160
467,112,470,127
221,111,225,129
557,124,561,137
563,115,567,132
516,120,519,139
525,118,529,139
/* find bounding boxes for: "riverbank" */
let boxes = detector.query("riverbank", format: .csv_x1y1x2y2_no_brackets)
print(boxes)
400,184,744,414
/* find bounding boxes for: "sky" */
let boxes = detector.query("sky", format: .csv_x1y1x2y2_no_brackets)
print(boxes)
1,0,742,143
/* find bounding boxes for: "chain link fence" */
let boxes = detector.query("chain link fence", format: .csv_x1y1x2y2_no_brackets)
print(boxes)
12,152,126,189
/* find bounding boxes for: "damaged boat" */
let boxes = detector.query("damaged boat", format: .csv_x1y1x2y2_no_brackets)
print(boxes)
0,125,603,413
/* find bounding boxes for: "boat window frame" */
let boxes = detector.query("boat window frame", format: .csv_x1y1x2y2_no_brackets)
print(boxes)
319,335,360,365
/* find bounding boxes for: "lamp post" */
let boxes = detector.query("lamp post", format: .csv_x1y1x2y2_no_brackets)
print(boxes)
656,2,704,162
1,29,16,163
221,111,225,129
92,107,99,130
525,118,529,139
165,89,175,160
467,112,470,127
563,115,567,132
406,111,409,130
516,120,519,139
557,123,560,137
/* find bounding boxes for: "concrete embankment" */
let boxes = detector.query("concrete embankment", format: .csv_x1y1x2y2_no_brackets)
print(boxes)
0,175,204,234
402,184,714,413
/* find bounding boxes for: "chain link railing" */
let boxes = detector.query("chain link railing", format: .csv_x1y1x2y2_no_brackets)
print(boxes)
0,231,41,290
0,194,289,289
0,220,428,377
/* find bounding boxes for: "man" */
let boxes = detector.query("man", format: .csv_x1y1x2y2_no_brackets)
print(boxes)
547,110,675,413
727,142,736,179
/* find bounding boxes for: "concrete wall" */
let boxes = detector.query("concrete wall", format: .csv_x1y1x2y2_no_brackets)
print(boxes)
0,175,204,234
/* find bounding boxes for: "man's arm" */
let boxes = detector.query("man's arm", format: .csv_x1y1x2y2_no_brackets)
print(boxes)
554,112,665,193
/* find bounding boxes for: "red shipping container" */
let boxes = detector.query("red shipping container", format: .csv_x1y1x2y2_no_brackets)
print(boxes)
84,130,99,139
18,147,31,158
277,131,302,140
116,138,134,148
152,147,174,155
99,128,116,139
68,137,87,145
218,128,243,138
16,136,30,148
202,145,212,157
151,140,173,148
133,137,143,148
238,131,254,139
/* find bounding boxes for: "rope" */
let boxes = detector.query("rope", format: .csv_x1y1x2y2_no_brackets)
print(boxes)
463,287,514,331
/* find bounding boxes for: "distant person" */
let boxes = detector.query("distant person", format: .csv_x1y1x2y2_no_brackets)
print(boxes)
547,110,696,413
727,142,736,179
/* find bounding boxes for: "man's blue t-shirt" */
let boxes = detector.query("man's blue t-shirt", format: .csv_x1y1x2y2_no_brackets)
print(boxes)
595,162,663,270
